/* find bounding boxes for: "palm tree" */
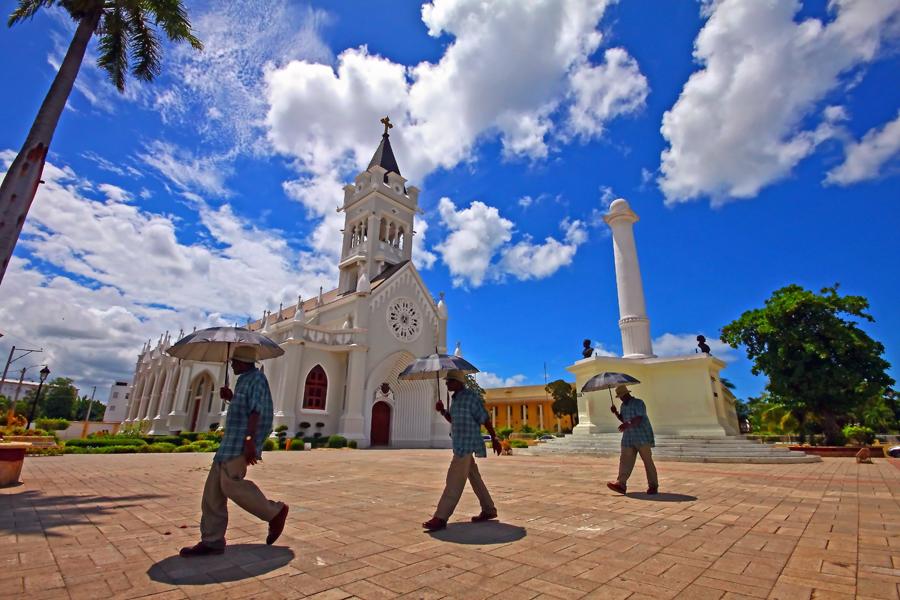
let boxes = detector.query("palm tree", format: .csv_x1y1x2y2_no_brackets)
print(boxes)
0,0,202,285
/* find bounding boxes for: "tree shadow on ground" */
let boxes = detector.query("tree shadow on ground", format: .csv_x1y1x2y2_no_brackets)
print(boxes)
0,490,166,537
148,544,295,585
625,492,697,502
428,521,526,544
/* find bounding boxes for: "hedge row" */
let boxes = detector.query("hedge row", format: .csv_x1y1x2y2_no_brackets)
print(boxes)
66,438,147,448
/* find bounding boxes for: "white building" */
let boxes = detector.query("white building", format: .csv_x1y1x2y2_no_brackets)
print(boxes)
0,378,39,402
124,124,452,448
103,381,130,423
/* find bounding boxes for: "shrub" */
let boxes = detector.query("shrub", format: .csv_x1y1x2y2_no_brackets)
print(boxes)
35,418,70,431
142,435,183,446
275,425,288,432
173,445,196,453
842,425,875,445
510,439,529,448
26,446,63,456
304,436,327,448
518,423,535,434
146,442,177,453
66,438,147,448
263,438,276,451
179,432,202,442
289,440,303,450
327,435,348,448
188,441,218,452
3,427,50,437
348,440,358,449
497,426,514,440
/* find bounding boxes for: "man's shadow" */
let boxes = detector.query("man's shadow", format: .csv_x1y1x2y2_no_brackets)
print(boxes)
625,492,697,502
427,521,526,544
148,544,294,585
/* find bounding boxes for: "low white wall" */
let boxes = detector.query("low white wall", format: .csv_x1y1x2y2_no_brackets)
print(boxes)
56,421,122,440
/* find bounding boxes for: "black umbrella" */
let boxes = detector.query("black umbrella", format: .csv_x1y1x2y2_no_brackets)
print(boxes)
581,371,641,407
167,326,284,387
398,352,479,408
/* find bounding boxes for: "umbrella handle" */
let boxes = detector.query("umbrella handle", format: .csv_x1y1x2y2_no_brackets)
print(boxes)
608,388,615,408
224,342,231,389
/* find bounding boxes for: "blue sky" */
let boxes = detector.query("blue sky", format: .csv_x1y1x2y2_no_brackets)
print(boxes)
0,0,898,401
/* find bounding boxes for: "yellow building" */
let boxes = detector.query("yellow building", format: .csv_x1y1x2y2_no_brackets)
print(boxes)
483,384,575,433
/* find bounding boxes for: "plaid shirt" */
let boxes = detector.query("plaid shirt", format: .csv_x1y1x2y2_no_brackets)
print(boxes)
214,367,274,463
450,388,490,458
620,396,655,448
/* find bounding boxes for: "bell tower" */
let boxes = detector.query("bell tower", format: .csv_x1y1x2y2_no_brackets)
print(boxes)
338,117,419,294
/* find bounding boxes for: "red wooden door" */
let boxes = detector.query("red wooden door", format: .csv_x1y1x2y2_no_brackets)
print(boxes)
189,395,202,431
371,401,391,446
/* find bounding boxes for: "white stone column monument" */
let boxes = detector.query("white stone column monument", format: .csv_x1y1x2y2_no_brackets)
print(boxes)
604,199,654,358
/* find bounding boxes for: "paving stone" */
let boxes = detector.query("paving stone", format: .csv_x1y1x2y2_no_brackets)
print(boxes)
0,451,898,599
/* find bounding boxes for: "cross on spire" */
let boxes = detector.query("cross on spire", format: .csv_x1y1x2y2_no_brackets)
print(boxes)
380,115,393,136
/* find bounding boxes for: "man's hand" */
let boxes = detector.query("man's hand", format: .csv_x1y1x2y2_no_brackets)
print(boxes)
609,405,618,415
435,400,445,413
220,386,233,401
491,437,502,456
243,438,258,466
618,422,629,433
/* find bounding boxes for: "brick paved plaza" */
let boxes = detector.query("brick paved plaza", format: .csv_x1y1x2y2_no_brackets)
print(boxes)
1,450,898,599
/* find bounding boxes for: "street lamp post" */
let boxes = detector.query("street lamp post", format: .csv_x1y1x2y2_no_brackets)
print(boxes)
26,366,50,429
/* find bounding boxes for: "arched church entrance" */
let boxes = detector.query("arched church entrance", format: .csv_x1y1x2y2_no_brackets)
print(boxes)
187,372,214,432
365,351,436,447
371,401,391,446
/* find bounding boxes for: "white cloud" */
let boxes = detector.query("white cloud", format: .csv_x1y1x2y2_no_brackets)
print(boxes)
652,333,734,360
411,217,437,270
826,110,900,185
475,371,528,389
0,151,333,389
435,198,586,287
138,141,232,196
263,0,643,251
518,195,534,209
567,48,649,139
435,198,513,288
97,184,129,203
160,0,333,155
588,342,618,357
659,0,900,204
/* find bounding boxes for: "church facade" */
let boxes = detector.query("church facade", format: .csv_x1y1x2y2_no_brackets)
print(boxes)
123,124,452,448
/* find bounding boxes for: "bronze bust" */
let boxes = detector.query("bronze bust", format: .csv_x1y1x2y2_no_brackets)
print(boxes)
582,339,594,358
697,335,711,354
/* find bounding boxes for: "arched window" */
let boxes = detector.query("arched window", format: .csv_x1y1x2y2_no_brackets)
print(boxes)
302,365,327,410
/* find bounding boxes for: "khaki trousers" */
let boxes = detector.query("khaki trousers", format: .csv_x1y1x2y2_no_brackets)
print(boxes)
200,456,283,548
434,453,496,520
617,445,659,488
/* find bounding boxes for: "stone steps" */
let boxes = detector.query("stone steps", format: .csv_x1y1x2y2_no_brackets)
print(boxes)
520,434,821,463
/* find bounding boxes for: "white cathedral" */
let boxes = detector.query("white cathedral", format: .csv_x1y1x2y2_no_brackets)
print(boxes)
124,121,453,448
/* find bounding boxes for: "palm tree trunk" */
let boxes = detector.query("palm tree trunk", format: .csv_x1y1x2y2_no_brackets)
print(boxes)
0,10,101,285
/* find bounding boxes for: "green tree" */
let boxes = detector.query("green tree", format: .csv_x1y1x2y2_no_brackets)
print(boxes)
74,395,106,421
721,284,894,444
545,379,578,426
41,377,78,419
0,0,202,285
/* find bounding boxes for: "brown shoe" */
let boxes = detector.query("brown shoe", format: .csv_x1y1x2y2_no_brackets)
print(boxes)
179,542,224,557
422,517,447,531
266,504,289,545
471,510,498,523
647,486,659,495
606,481,627,494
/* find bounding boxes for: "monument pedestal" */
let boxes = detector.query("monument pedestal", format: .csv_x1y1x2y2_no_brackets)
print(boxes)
568,354,738,437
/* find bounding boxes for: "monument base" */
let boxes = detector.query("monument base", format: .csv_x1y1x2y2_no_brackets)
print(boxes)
567,354,739,437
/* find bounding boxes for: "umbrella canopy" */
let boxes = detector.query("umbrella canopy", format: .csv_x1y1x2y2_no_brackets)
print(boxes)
581,371,641,407
167,327,284,363
398,353,479,381
581,371,640,393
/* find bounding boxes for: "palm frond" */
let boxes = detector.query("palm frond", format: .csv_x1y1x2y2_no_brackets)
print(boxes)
147,0,202,49
8,0,57,26
96,3,129,91
124,3,160,81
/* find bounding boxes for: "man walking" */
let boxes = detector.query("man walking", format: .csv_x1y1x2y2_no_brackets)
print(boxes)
180,345,289,556
422,371,502,532
607,384,658,495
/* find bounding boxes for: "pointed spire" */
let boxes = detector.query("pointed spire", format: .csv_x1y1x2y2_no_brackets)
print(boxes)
278,302,283,319
368,116,401,176
317,286,324,306
294,295,305,321
454,341,462,357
